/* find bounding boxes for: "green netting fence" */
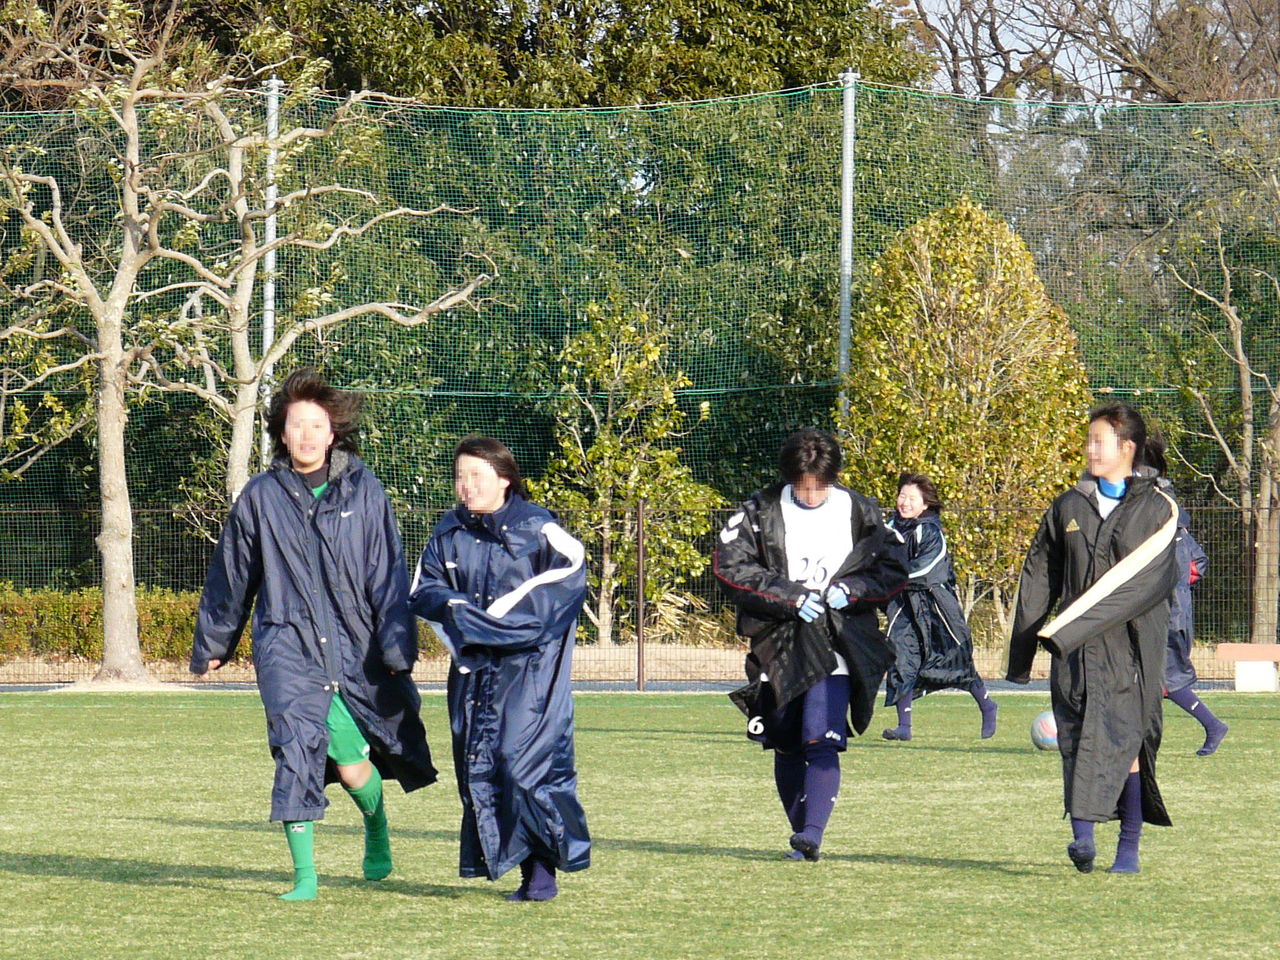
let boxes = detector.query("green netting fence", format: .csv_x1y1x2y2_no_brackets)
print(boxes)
1,81,1276,682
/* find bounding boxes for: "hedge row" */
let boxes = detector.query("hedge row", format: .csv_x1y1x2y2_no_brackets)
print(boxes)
0,587,208,662
0,587,447,662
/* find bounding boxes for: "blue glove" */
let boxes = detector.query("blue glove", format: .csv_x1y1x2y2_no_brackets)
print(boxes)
825,583,850,610
797,592,825,622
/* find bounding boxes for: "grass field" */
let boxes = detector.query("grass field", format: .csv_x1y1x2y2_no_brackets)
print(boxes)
0,690,1276,960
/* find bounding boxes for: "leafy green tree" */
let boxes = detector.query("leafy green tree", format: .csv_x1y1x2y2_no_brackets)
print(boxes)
835,198,1092,628
198,0,929,107
531,303,725,645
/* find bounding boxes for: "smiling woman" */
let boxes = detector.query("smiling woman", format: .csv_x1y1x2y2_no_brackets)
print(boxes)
190,367,437,901
409,435,590,903
1008,402,1179,876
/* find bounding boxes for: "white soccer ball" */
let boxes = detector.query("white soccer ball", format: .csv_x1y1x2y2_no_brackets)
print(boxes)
1030,710,1058,751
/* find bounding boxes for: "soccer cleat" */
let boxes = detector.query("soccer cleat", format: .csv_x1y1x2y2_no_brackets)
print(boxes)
783,848,807,861
881,726,912,741
789,832,821,862
1067,839,1096,873
1197,722,1229,757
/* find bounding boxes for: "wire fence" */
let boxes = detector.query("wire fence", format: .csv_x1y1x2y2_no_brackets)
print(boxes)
4,83,1280,685
0,502,1248,686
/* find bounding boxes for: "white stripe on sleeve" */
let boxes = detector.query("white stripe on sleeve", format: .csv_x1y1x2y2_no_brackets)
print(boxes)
485,522,585,619
1039,490,1177,640
910,528,947,579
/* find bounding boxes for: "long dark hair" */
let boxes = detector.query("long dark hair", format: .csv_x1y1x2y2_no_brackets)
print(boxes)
897,472,944,512
265,367,362,461
1144,434,1169,477
454,435,528,501
778,429,842,484
1088,402,1163,470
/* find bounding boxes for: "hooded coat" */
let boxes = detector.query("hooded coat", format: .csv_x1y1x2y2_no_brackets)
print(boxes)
1007,471,1179,824
408,494,590,880
714,483,908,747
190,451,437,822
883,510,981,704
1161,482,1209,692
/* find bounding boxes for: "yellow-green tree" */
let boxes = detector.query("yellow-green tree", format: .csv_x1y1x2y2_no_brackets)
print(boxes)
835,197,1091,631
532,304,725,646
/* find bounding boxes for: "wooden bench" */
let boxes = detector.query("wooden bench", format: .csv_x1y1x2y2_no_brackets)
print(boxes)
1215,643,1280,692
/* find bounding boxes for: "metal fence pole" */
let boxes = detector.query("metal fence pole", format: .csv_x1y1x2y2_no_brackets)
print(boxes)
837,69,859,424
636,499,646,691
259,76,283,469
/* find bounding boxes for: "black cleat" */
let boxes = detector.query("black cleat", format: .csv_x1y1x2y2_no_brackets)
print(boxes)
1067,839,1096,873
789,833,821,862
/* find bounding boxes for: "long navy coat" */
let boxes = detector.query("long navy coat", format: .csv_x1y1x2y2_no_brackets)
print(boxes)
408,494,590,881
190,451,437,822
1008,472,1179,825
1163,484,1209,692
883,510,981,705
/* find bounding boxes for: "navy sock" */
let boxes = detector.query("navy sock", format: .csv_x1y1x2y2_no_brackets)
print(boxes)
507,856,558,901
1071,818,1095,844
1167,686,1229,755
971,680,998,738
1108,773,1143,874
882,699,913,739
526,858,558,900
1166,686,1216,731
773,750,807,833
796,741,841,847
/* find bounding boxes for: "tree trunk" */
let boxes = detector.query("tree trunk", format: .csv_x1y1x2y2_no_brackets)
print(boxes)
596,557,616,647
93,337,149,682
1250,497,1280,643
225,380,262,501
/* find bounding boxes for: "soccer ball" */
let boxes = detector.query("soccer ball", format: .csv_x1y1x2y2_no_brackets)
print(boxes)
1030,710,1058,751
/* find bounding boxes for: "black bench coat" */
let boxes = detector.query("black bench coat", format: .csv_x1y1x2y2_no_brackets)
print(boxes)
714,482,908,743
1007,471,1179,825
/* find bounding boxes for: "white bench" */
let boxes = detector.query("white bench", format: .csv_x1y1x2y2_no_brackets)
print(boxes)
1215,643,1280,692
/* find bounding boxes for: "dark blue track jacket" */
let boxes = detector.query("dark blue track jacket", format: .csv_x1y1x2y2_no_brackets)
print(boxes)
408,494,590,881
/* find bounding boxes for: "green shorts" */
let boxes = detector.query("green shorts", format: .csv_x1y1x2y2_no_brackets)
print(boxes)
326,691,372,766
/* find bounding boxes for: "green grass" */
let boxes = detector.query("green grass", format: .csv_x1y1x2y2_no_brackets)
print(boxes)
1,690,1276,960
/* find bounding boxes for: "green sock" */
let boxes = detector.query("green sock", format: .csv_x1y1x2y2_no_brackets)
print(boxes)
347,766,392,881
279,821,317,901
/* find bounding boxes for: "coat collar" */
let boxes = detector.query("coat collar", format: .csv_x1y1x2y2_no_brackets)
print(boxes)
436,494,552,551
269,448,362,501
1072,466,1159,501
889,509,937,534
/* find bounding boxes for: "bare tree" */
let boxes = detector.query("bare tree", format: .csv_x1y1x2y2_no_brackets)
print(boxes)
0,0,492,681
906,0,1280,103
904,0,1073,99
1160,190,1280,643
